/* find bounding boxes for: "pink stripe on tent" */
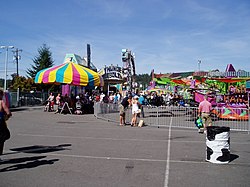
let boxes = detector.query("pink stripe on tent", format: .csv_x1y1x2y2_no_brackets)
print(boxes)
42,64,64,83
72,65,80,85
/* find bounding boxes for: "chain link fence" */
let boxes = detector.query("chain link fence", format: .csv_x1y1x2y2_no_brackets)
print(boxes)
94,102,250,132
8,91,49,107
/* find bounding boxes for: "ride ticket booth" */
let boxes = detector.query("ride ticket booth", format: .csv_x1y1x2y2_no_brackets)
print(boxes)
99,65,124,95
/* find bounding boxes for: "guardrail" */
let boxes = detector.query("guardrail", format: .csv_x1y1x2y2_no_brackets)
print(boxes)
94,102,250,133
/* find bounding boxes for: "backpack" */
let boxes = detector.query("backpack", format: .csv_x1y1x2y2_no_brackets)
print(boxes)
195,117,203,128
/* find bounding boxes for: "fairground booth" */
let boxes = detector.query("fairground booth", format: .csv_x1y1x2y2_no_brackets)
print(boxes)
149,64,250,120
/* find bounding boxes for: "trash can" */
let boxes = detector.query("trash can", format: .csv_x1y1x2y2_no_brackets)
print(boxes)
206,126,230,164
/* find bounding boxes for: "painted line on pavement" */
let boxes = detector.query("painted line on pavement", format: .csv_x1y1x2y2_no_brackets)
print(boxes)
18,133,248,145
17,133,169,142
4,149,249,167
44,152,167,163
164,116,172,187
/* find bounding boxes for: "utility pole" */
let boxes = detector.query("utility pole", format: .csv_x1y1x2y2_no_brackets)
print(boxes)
13,48,22,76
87,44,91,69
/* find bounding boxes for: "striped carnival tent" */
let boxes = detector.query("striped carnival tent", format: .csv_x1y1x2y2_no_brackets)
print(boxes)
35,62,101,87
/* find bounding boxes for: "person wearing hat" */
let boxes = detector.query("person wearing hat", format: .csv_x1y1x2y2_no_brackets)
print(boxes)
119,94,132,126
131,95,141,127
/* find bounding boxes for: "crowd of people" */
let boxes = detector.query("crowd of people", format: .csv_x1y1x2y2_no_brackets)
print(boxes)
98,91,191,107
116,91,190,127
44,92,96,114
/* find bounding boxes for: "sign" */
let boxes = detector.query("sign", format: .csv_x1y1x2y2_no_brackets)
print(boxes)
102,65,123,81
106,71,122,80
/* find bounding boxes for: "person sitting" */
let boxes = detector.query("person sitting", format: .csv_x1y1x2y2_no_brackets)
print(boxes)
178,96,185,107
44,93,54,112
57,97,64,114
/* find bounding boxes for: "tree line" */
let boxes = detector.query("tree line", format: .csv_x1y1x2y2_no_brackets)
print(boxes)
2,44,56,92
2,44,151,92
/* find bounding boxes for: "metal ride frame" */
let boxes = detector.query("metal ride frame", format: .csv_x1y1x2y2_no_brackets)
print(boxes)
121,49,136,92
94,102,250,133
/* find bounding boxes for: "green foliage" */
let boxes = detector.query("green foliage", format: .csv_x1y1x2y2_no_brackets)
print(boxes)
135,73,151,89
0,77,16,90
25,44,55,92
26,44,54,78
9,75,35,91
10,74,60,92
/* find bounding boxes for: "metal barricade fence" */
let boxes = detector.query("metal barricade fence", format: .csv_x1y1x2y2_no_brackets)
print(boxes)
94,102,122,123
94,102,250,132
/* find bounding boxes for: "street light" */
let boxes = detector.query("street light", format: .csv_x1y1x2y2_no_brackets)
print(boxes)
0,45,14,91
198,60,201,72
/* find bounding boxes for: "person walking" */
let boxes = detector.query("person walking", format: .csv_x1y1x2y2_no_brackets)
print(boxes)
113,93,119,104
198,94,212,133
0,89,12,160
131,95,141,126
138,93,145,118
54,93,61,114
119,94,132,126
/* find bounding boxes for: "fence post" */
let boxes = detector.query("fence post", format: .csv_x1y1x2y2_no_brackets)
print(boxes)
17,88,20,107
157,106,159,127
248,111,250,135
248,92,250,135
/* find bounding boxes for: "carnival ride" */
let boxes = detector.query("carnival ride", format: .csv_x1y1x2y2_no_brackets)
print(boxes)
149,74,249,120
121,49,136,92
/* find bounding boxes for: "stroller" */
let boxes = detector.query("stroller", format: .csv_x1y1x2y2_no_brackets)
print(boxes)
75,99,83,115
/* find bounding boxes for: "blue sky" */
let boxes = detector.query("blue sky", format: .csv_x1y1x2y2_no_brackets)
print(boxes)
1,0,250,78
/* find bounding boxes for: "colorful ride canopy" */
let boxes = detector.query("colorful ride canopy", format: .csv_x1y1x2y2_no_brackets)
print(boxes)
35,62,100,87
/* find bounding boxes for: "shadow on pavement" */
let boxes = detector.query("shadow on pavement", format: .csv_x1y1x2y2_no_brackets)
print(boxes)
0,156,46,164
229,154,239,162
0,155,59,172
9,144,71,154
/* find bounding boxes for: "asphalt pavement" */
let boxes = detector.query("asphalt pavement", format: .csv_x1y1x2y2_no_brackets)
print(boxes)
0,107,250,187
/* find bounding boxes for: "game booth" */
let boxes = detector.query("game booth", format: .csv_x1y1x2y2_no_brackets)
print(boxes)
193,77,249,120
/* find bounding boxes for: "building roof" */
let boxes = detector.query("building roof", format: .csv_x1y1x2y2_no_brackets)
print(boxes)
225,64,236,72
64,53,97,71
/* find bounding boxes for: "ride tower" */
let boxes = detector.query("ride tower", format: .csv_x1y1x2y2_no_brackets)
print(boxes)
121,49,136,92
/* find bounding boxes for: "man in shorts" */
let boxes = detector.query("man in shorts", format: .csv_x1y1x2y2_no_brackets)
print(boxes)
198,95,212,133
119,94,132,126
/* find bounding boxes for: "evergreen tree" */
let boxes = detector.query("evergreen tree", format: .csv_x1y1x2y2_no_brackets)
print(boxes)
135,73,151,89
26,44,54,78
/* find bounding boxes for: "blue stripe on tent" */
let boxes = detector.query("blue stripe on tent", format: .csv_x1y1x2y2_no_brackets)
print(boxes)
35,66,54,83
85,70,94,88
35,69,45,83
56,63,69,83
